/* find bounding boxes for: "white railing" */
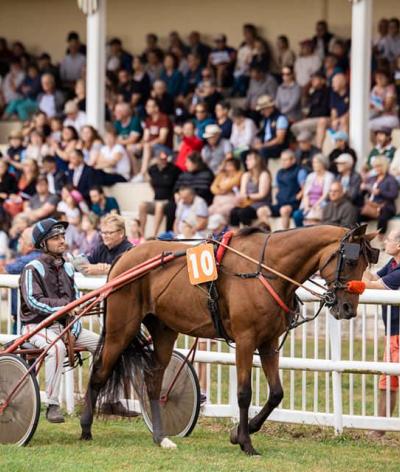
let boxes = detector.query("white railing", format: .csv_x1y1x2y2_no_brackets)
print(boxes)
1,275,399,433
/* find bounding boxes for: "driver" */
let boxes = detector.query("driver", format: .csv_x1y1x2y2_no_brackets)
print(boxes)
19,218,100,423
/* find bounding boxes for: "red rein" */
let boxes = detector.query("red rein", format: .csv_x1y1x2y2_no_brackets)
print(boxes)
346,280,366,294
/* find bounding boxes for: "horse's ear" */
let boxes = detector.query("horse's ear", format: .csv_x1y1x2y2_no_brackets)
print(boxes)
349,224,368,240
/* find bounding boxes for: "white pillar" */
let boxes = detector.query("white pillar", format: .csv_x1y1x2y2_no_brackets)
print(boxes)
86,0,106,133
349,0,372,166
329,316,343,434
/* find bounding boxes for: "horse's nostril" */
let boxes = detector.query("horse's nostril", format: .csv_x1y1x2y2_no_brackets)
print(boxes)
343,303,352,313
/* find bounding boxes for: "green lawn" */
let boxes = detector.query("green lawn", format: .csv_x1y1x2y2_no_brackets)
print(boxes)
1,415,399,472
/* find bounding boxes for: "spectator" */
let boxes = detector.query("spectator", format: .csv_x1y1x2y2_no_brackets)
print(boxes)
181,53,203,97
209,158,243,219
139,149,181,237
188,31,211,67
145,49,164,83
193,80,223,117
60,36,86,85
37,73,64,118
250,37,272,73
215,101,232,139
151,79,175,115
312,20,334,60
363,229,400,437
75,212,101,255
24,174,59,223
0,59,25,105
275,66,302,122
233,24,258,96
230,151,271,227
253,95,290,161
131,55,151,109
42,155,66,194
291,71,330,148
66,31,86,56
51,125,79,171
360,155,399,237
201,124,233,173
57,184,83,224
369,69,399,132
129,219,145,245
175,120,204,171
208,34,236,88
0,159,18,204
245,65,278,111
330,39,349,73
374,18,389,59
293,154,334,226
18,158,38,198
142,33,164,63
294,130,320,172
382,17,400,63
160,53,184,98
193,103,215,139
322,181,358,227
230,108,257,158
91,125,130,181
258,149,304,229
326,72,350,137
322,53,343,86
327,131,357,174
5,130,25,173
294,39,321,89
131,98,173,183
89,186,120,217
77,125,103,164
207,213,229,239
176,214,204,240
67,149,100,201
24,129,50,165
107,37,133,72
113,102,142,150
367,127,396,168
63,100,87,132
80,214,133,275
37,53,60,85
173,186,208,237
276,35,296,69
334,153,363,206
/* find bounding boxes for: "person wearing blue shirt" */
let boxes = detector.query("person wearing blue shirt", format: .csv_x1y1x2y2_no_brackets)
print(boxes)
160,53,184,98
89,186,120,217
364,229,400,437
194,104,215,139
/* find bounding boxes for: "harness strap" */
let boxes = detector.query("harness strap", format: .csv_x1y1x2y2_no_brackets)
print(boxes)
257,274,291,314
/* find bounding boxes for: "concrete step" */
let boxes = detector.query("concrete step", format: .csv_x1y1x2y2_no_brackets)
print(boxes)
0,121,22,144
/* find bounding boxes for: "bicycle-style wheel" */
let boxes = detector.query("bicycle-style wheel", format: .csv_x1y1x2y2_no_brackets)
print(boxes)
140,350,200,437
0,354,40,446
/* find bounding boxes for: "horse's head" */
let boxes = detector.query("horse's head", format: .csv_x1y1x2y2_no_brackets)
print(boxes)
318,225,379,320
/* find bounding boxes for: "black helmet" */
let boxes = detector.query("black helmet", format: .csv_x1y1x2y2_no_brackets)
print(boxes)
32,218,69,250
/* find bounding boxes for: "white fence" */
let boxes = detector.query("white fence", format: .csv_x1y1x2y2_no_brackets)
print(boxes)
1,274,400,433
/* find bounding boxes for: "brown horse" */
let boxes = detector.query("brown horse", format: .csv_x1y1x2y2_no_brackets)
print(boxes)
80,224,377,455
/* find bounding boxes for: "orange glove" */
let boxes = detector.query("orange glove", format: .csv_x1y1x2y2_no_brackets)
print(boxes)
346,280,366,294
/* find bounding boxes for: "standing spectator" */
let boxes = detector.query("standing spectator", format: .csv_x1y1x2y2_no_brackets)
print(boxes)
276,35,296,69
139,150,181,237
245,65,278,112
60,36,86,85
334,153,363,207
66,31,86,56
312,20,334,60
294,130,320,172
175,120,203,171
107,37,133,73
63,100,87,132
374,18,389,59
89,186,120,217
201,124,233,173
382,17,400,64
215,101,232,139
294,39,321,89
369,69,399,132
208,34,236,88
367,127,396,168
293,154,334,226
275,66,302,122
37,73,64,118
322,182,358,227
233,24,258,96
160,53,184,98
230,151,271,227
24,175,59,223
188,31,211,67
258,149,304,229
253,95,290,161
230,108,257,158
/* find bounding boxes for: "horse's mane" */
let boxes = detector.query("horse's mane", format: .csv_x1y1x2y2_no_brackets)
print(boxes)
236,226,270,237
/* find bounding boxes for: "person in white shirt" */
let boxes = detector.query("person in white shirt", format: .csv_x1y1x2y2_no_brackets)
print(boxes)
63,100,87,132
230,108,257,156
294,39,321,89
1,59,25,104
60,38,86,84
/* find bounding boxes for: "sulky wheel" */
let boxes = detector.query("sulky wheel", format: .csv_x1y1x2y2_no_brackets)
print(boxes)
0,354,40,446
141,350,200,437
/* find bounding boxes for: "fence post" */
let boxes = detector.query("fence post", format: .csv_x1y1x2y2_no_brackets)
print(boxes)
229,345,239,421
64,368,75,414
329,316,343,434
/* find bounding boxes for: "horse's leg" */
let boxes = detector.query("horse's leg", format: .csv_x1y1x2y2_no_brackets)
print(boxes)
229,336,259,455
144,319,178,448
248,340,283,435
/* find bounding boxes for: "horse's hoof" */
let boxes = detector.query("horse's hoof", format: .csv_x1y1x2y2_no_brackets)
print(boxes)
160,437,177,449
80,432,93,441
230,425,239,445
243,444,261,456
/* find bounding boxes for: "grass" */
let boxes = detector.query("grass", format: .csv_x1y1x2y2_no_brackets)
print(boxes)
1,415,399,472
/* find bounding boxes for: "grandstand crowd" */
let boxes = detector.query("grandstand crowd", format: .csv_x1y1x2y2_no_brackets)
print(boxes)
1,18,400,267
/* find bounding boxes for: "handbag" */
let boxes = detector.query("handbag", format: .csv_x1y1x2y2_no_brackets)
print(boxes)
360,200,382,219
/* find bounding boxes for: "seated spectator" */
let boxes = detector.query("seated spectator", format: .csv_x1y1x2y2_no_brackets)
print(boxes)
145,49,164,83
18,158,39,198
368,127,396,168
294,130,320,172
107,37,133,72
81,214,133,275
250,37,271,72
334,153,363,206
37,52,60,86
275,66,302,122
24,174,59,223
207,213,230,239
230,151,271,227
51,125,79,171
230,108,257,158
192,80,223,117
201,124,233,173
160,53,184,98
381,17,400,64
57,184,84,225
7,214,30,254
331,39,349,72
67,149,101,201
73,78,86,112
176,214,204,240
294,39,322,90
193,103,215,139
63,100,87,132
60,35,86,85
42,155,67,194
150,79,175,115
77,125,103,164
245,65,278,112
208,34,236,88
0,159,18,204
322,53,342,86
131,98,173,183
24,129,50,165
327,131,357,173
360,155,399,237
129,219,145,246
131,56,151,109
116,68,134,103
253,95,290,161
37,73,64,118
322,182,358,227
276,35,296,69
113,102,142,151
312,20,334,60
209,158,243,219
181,53,203,97
90,125,130,181
23,110,51,140
173,186,208,237
0,59,25,106
293,154,334,226
258,149,304,229
75,212,101,255
188,31,211,67
142,33,164,64
139,149,181,236
215,101,232,139
175,120,204,171
369,69,399,131
164,153,214,231
89,185,120,217
4,63,40,120
5,130,25,173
